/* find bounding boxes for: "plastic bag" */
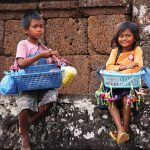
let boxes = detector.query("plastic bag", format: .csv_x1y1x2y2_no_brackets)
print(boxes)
61,66,77,85
142,67,150,89
0,71,18,95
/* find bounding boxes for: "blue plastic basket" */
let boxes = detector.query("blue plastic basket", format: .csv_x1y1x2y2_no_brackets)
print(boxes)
100,70,145,88
12,64,62,92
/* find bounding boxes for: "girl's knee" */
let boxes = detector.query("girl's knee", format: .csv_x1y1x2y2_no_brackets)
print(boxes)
108,103,116,110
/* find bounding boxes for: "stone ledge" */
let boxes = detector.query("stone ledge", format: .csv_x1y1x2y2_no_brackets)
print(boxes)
39,1,78,10
0,3,37,11
0,0,129,13
0,94,150,149
79,0,127,7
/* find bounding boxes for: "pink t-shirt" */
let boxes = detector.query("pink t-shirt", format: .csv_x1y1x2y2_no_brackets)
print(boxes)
10,39,69,70
15,40,53,66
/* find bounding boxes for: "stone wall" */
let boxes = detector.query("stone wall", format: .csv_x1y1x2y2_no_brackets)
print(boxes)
132,0,150,67
0,0,130,94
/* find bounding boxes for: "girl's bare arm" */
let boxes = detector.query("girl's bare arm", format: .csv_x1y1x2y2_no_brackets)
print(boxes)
119,62,139,71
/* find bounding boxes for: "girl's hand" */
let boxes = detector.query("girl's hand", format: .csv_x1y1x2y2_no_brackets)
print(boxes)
40,50,52,58
126,62,139,69
39,50,59,58
51,50,59,57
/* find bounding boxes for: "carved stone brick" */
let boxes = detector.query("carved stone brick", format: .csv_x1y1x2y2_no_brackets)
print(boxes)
4,20,26,56
58,55,90,94
39,1,78,9
0,56,15,80
0,3,37,11
88,15,126,55
79,0,127,7
46,18,88,55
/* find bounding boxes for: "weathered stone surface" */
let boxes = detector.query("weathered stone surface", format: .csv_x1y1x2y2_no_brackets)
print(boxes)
132,0,150,73
89,71,99,93
0,12,25,20
0,20,4,54
41,10,80,19
0,56,15,80
0,2,37,11
39,1,78,9
140,26,150,41
4,20,26,56
132,1,150,25
46,18,88,55
59,55,90,94
141,42,150,67
0,94,150,149
133,0,150,10
113,15,129,32
90,55,109,71
80,8,129,17
89,55,109,93
88,15,112,55
88,15,126,55
79,0,127,7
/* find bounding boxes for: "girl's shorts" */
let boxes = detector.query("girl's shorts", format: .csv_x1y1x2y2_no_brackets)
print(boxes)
105,87,135,109
15,89,58,115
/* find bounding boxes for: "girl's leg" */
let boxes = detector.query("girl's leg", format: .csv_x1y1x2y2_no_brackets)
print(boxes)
30,102,54,125
108,102,125,134
122,96,131,132
18,109,31,150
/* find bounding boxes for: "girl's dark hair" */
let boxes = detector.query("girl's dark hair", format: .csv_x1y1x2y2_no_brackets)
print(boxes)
111,21,140,50
21,11,43,29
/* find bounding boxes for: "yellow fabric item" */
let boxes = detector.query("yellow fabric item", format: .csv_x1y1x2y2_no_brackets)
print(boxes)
62,66,77,85
106,46,143,73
